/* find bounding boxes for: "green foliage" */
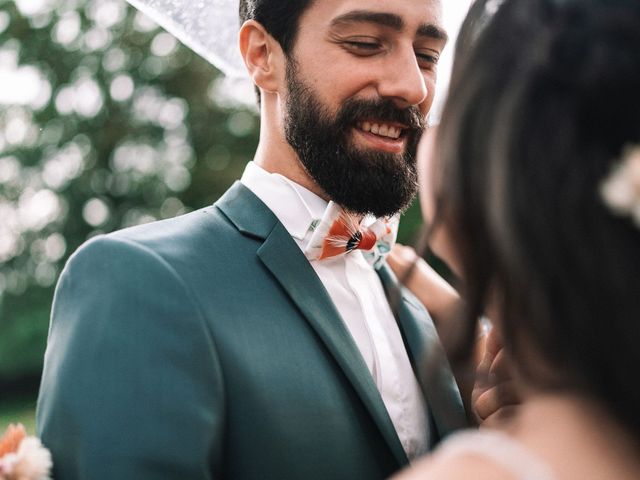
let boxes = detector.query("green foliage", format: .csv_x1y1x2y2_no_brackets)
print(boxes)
0,0,423,385
0,0,259,383
0,396,37,435
0,287,51,379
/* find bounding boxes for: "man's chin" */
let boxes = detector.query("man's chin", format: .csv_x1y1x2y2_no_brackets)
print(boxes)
317,174,417,218
343,143,408,170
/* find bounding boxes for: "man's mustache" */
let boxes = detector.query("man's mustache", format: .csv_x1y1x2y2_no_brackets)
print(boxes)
338,97,426,133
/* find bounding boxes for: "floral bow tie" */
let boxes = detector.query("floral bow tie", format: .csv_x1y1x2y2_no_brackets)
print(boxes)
304,202,399,269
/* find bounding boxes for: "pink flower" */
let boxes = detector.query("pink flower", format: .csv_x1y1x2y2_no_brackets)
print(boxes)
0,425,52,480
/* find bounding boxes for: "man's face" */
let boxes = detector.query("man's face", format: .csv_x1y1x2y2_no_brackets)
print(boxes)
282,0,447,217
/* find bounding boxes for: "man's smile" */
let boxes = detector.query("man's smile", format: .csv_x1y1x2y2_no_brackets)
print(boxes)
353,121,409,154
357,121,406,139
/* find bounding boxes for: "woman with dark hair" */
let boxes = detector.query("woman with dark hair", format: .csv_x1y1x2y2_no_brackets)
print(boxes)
392,0,640,477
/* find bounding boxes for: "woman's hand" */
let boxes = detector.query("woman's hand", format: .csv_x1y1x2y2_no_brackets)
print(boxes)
472,326,521,427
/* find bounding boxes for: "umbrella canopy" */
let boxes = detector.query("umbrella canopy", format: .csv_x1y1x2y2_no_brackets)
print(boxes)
127,0,247,78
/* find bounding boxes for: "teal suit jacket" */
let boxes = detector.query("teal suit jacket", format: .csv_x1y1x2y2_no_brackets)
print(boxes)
37,182,466,479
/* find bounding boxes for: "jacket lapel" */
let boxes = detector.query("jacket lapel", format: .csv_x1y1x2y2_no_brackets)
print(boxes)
377,265,468,442
216,183,409,466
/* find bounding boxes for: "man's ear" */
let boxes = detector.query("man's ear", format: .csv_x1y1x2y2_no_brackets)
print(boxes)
239,20,285,94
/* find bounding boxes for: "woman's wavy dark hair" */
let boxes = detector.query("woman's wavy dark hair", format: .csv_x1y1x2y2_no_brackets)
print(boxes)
436,0,640,439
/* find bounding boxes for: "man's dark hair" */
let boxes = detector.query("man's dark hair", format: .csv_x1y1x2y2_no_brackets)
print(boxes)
239,0,315,104
435,0,640,441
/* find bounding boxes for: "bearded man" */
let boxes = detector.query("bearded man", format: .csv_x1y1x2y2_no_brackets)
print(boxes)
36,1,468,478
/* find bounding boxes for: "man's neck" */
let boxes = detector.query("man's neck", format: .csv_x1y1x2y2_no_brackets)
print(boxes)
254,98,329,200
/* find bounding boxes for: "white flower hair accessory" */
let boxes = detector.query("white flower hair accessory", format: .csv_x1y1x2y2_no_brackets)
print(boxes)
600,144,640,227
0,424,52,480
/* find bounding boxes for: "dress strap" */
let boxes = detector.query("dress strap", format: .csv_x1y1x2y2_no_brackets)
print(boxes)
434,429,556,480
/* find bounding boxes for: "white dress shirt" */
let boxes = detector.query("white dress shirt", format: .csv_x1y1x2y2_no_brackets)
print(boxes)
241,161,430,459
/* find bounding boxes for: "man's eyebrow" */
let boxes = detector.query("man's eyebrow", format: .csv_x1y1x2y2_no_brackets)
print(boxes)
417,23,448,43
331,10,404,30
330,10,448,43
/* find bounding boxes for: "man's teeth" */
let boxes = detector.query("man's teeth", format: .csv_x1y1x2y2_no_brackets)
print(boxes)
359,122,402,139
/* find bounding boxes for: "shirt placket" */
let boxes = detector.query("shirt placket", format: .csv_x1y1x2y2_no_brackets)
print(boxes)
343,255,385,385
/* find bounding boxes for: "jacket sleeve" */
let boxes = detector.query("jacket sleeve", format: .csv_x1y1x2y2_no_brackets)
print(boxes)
36,235,225,479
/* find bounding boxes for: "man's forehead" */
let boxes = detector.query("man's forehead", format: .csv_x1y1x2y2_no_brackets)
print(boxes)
303,0,445,37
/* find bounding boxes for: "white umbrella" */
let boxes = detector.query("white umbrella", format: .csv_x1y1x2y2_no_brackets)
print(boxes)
127,0,247,79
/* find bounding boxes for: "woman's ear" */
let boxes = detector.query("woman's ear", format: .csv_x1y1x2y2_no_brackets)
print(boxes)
239,20,284,94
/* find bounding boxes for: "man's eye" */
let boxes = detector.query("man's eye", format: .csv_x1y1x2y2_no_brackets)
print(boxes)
416,53,439,69
344,41,382,53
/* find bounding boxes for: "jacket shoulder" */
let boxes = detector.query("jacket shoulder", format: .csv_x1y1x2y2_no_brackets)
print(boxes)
65,204,239,274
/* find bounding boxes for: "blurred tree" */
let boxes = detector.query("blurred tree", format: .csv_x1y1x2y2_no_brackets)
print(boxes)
0,0,422,385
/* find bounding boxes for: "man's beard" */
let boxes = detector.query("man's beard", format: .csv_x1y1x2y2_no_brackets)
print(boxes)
283,60,426,218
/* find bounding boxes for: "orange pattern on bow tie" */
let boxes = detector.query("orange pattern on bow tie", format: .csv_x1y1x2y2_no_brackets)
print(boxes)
318,213,377,260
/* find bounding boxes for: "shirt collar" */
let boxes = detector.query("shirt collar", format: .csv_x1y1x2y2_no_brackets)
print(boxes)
240,161,328,241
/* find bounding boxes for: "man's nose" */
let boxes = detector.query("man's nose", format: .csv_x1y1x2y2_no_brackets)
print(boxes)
376,49,429,108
